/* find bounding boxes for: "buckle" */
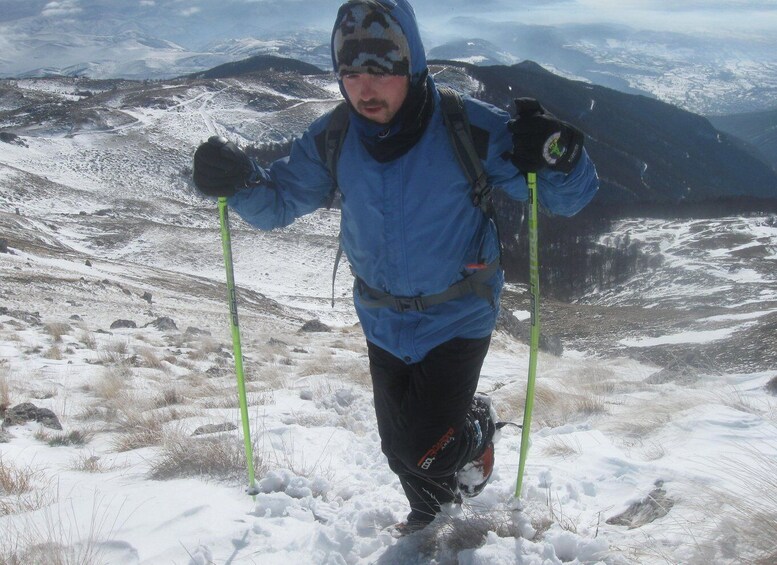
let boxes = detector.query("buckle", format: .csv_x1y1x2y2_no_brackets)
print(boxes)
393,296,425,312
472,181,492,208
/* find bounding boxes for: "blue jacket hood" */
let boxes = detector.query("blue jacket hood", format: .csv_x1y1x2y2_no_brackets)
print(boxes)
330,0,428,86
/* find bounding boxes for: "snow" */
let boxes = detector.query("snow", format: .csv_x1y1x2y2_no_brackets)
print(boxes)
618,326,748,347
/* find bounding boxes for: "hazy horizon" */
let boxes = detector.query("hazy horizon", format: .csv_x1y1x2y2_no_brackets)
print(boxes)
2,0,776,51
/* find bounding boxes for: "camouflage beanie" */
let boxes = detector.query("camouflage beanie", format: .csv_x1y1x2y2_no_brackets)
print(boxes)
333,2,411,76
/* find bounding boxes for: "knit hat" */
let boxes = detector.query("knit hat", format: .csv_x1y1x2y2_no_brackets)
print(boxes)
333,1,411,76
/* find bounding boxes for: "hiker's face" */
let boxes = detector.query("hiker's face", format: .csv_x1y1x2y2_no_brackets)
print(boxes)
342,73,409,124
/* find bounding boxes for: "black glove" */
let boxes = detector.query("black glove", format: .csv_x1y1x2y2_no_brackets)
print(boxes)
193,136,253,197
507,98,584,174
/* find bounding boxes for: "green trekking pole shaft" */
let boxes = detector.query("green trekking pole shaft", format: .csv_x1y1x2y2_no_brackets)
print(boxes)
218,197,259,497
515,171,540,498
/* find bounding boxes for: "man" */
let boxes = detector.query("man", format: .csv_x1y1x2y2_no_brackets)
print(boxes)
193,0,598,533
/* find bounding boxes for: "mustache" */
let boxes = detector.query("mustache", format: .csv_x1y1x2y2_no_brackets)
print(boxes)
357,98,388,111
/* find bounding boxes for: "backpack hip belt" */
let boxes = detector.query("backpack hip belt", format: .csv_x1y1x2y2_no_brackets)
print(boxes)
354,260,499,312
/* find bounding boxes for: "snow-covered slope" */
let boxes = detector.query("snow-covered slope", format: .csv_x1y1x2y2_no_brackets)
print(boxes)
1,72,776,564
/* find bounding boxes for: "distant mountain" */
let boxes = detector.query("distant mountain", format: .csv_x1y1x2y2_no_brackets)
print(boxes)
446,60,777,206
436,19,777,115
2,4,776,115
427,39,517,67
709,109,777,173
187,55,326,80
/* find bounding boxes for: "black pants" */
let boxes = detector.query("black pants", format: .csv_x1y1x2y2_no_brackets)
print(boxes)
367,335,491,524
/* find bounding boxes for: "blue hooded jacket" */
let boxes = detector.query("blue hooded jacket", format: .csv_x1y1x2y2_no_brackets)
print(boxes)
229,0,599,363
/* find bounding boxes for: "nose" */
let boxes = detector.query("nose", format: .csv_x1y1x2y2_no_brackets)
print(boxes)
359,76,377,99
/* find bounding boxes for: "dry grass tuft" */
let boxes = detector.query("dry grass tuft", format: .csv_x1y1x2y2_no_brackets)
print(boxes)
91,371,128,403
186,337,223,361
610,413,671,438
44,323,72,343
154,386,186,408
411,510,521,558
0,457,37,497
0,457,52,517
35,429,94,447
111,406,194,452
111,423,165,452
68,453,123,474
77,330,97,350
541,436,582,459
297,352,369,387
264,432,334,481
716,387,772,416
496,384,608,428
574,394,608,416
201,391,274,409
136,346,167,370
0,494,133,565
1,368,11,415
696,447,777,564
43,345,64,360
149,429,265,482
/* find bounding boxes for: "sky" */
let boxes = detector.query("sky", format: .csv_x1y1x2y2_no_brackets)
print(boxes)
3,0,777,45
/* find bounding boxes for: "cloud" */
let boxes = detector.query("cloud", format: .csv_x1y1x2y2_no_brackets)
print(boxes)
41,1,83,17
180,7,201,17
140,0,156,6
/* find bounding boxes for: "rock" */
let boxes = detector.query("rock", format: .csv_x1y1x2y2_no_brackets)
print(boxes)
85,259,92,267
496,309,563,356
268,337,289,347
0,308,42,326
766,375,777,396
110,319,137,329
644,351,718,386
185,326,211,336
142,292,153,304
0,428,13,442
606,481,675,529
147,317,178,331
0,131,27,147
0,239,9,254
2,402,63,430
299,319,331,333
69,314,82,321
192,422,237,436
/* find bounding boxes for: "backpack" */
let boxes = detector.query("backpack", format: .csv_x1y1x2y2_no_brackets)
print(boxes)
320,87,501,308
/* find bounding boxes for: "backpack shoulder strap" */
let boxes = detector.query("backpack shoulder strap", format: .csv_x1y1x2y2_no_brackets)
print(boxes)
322,101,350,209
437,87,493,215
320,101,350,306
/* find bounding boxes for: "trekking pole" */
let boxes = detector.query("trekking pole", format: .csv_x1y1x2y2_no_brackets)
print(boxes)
218,196,259,497
515,171,539,498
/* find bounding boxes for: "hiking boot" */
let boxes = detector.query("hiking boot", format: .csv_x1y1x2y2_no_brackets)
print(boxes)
457,441,495,498
387,519,429,537
457,394,498,498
